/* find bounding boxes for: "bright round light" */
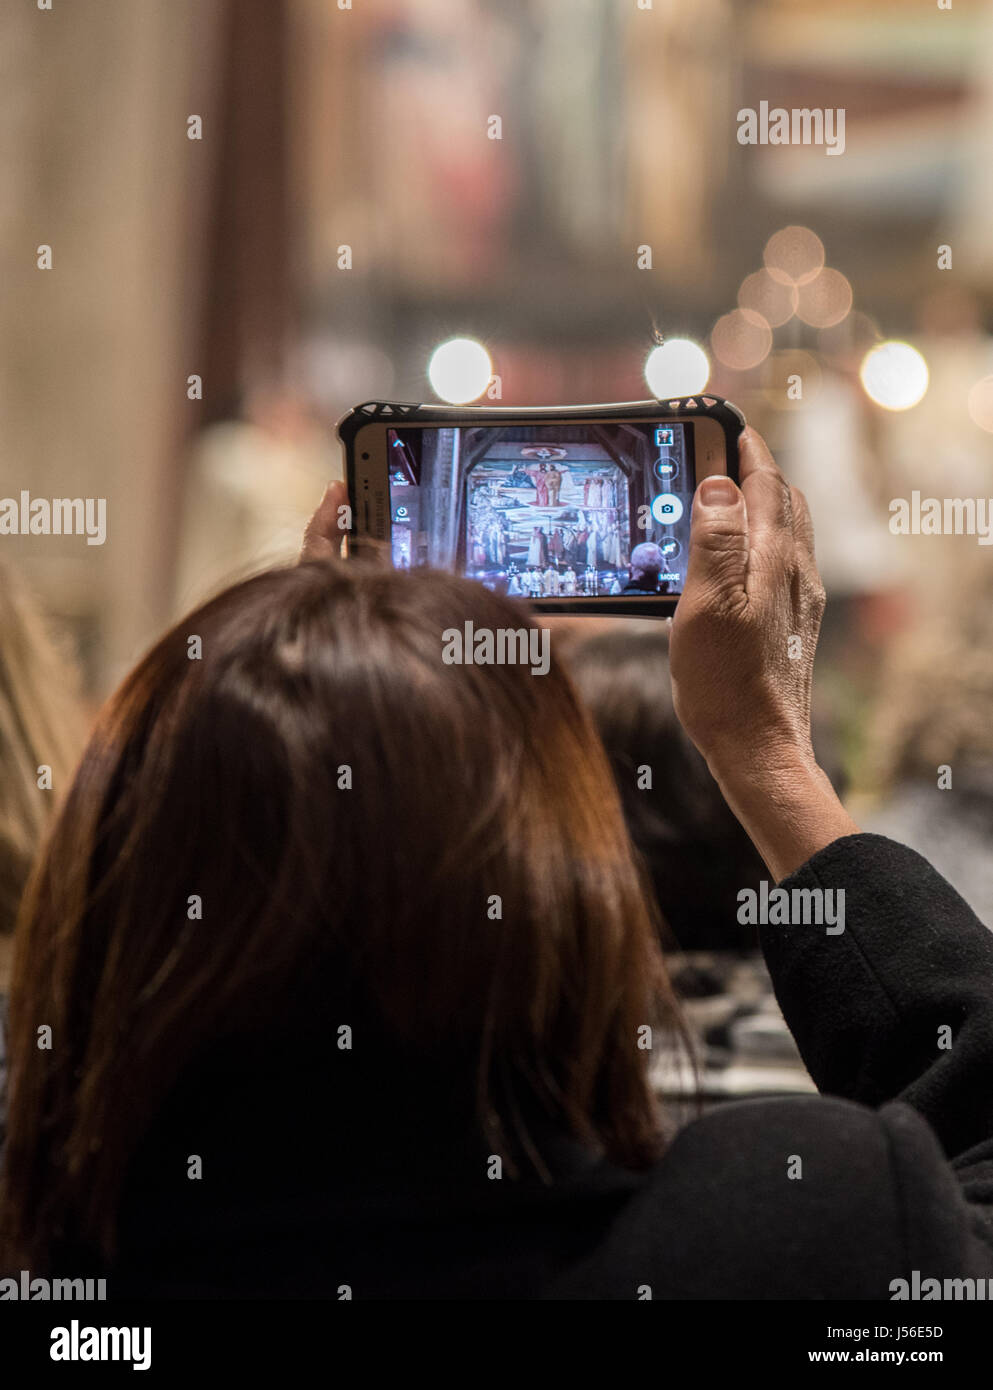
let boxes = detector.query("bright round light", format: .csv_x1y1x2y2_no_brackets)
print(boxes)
859,341,929,411
427,338,493,404
645,339,710,398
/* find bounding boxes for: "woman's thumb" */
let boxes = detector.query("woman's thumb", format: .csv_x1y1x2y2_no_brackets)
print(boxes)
682,476,748,607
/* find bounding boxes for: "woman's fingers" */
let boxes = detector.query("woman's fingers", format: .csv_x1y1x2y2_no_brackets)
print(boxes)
738,428,793,553
681,475,749,616
300,481,350,562
670,426,825,774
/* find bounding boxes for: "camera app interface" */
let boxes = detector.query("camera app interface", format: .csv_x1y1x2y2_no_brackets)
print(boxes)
387,421,695,597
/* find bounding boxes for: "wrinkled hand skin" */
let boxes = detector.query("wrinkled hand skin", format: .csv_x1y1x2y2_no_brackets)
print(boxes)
669,429,856,882
670,427,827,787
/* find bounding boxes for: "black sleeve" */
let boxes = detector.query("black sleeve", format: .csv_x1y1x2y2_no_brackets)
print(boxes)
762,833,993,1162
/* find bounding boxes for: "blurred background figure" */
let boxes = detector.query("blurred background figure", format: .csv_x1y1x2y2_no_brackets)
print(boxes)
0,562,86,967
173,384,341,612
859,562,993,929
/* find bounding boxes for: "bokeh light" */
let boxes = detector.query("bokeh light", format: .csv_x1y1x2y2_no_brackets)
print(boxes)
711,309,773,372
795,268,853,328
763,226,825,287
427,337,493,403
738,269,797,327
967,376,993,433
859,341,929,411
645,338,710,397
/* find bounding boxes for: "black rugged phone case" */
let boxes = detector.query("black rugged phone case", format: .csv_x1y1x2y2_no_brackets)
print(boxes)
336,395,746,617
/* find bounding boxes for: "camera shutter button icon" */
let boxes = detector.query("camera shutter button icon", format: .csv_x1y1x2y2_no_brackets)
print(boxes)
650,493,683,525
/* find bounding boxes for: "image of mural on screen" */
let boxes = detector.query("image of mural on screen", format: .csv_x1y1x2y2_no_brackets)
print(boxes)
387,422,695,597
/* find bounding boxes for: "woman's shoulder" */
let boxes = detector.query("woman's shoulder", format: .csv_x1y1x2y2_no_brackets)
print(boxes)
546,1096,971,1300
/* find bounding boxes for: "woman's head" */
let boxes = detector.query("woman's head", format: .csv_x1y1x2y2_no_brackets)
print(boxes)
3,559,677,1267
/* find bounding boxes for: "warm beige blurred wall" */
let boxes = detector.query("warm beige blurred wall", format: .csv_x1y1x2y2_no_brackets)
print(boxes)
0,0,222,691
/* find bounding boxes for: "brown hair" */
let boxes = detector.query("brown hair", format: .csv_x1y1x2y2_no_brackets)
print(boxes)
1,559,679,1270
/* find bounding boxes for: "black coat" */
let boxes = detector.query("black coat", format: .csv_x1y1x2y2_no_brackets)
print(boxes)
114,834,993,1299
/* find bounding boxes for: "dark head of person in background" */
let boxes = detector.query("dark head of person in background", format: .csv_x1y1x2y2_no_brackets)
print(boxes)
0,560,685,1278
568,626,765,952
622,541,665,596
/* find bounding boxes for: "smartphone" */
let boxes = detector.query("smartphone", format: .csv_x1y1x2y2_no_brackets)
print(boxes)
337,396,744,615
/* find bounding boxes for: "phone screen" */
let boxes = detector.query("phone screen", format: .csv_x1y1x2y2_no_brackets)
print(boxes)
386,420,696,598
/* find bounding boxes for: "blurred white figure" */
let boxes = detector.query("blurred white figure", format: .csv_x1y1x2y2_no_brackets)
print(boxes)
174,388,341,616
782,371,908,598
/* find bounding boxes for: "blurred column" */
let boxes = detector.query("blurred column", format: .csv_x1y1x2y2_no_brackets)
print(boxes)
0,0,224,692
